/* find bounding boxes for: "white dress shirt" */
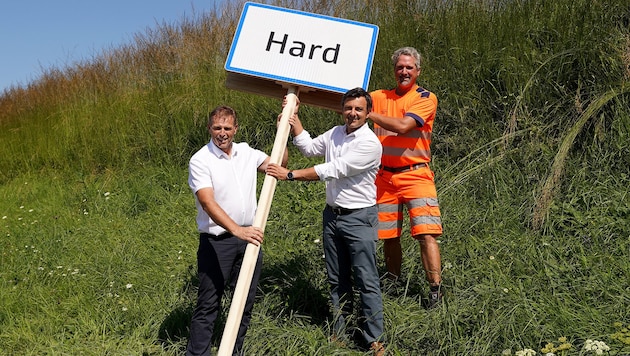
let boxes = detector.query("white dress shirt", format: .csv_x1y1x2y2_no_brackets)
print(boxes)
293,123,382,209
188,141,268,234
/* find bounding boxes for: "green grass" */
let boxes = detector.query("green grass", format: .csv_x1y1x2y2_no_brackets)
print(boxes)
1,0,630,354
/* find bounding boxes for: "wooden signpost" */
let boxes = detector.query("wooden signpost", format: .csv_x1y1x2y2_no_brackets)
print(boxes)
218,3,378,355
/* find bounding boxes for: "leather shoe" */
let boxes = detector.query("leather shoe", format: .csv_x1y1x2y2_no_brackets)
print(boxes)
370,341,385,356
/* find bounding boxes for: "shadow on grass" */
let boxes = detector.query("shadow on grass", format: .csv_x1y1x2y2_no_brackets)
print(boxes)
157,265,197,351
258,253,330,325
157,251,329,351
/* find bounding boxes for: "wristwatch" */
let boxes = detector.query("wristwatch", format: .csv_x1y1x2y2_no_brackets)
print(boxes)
287,171,295,181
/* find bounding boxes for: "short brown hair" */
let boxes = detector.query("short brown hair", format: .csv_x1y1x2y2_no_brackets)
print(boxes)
208,106,238,126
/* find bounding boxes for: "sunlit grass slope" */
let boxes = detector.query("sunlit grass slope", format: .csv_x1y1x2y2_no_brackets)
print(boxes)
1,0,630,354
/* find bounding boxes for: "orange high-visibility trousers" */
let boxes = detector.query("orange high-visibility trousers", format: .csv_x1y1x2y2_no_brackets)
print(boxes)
376,166,443,239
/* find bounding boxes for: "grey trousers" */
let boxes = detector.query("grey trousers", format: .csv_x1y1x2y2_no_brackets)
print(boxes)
322,204,384,345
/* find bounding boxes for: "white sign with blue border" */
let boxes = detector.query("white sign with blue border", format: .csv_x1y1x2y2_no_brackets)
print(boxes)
225,2,379,94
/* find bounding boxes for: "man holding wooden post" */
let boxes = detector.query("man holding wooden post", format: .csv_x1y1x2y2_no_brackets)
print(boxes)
267,88,386,355
186,106,288,356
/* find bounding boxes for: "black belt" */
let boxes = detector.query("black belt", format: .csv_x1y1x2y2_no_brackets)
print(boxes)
381,162,427,173
327,204,361,215
201,232,232,240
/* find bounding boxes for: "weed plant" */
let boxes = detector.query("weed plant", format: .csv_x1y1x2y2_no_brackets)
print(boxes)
1,0,630,354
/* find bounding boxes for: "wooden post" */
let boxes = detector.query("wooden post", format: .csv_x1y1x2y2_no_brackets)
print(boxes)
217,86,298,356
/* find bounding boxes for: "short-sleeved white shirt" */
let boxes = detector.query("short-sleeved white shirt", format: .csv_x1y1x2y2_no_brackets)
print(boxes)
188,140,268,234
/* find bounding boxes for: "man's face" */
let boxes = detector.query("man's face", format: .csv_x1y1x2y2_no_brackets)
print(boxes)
208,114,238,154
394,54,420,93
342,96,369,134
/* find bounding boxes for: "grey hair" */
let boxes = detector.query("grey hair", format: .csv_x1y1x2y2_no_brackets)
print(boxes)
391,47,422,69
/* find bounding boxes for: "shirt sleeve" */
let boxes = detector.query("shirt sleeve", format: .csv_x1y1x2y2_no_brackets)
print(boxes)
405,92,437,127
315,134,382,181
188,154,212,194
292,129,326,157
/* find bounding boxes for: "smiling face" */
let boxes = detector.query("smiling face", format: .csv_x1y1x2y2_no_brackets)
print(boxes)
394,54,420,95
342,96,369,134
208,114,238,155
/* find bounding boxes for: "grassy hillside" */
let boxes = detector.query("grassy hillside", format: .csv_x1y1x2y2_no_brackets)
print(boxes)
1,0,630,354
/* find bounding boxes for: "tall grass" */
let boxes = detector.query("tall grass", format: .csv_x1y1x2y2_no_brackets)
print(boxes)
1,0,630,354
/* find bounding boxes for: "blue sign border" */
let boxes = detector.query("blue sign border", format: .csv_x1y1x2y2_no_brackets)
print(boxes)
225,2,379,93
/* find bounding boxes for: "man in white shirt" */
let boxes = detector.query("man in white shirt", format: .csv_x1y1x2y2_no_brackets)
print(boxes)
187,105,287,356
266,88,385,355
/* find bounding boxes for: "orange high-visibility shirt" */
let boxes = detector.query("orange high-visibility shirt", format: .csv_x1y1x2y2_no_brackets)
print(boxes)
371,85,438,167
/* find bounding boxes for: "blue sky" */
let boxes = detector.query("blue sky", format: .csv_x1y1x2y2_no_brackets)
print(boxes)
0,1,225,92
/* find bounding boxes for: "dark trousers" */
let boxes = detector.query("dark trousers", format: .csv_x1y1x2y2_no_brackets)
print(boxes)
322,205,384,346
186,233,263,356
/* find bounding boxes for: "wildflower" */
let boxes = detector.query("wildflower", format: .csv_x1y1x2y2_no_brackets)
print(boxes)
28,209,34,212
103,192,110,196
314,239,320,243
515,349,536,356
489,255,495,260
20,206,24,209
502,349,512,355
2,216,6,219
122,307,128,311
584,339,610,354
503,288,509,293
126,283,133,289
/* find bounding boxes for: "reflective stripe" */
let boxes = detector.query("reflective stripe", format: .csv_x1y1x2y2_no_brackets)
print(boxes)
378,203,401,213
408,197,439,208
382,146,431,159
378,220,400,231
411,215,442,226
374,127,432,140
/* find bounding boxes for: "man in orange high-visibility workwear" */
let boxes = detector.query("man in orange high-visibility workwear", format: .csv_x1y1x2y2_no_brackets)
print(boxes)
369,47,444,309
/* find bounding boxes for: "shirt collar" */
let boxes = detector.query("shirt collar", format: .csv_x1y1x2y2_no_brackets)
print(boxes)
208,140,237,159
344,122,370,137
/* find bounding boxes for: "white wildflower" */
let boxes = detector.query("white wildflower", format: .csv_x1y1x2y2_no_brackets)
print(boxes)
515,349,536,356
126,283,133,289
584,339,610,354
